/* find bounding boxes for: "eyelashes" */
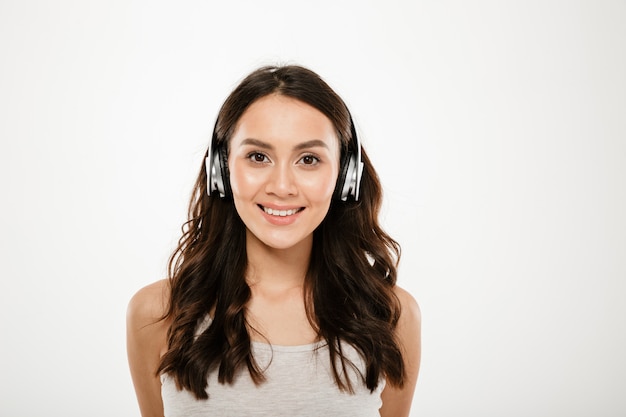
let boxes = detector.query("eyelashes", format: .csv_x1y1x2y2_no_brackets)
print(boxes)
247,152,269,163
299,154,320,166
245,152,321,166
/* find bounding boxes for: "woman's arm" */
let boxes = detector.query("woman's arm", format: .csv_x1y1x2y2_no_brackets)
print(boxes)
126,279,170,417
380,286,422,417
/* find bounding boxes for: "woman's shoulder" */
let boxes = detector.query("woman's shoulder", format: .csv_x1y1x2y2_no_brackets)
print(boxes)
393,285,420,320
127,279,171,327
379,285,421,416
392,285,421,346
126,280,170,416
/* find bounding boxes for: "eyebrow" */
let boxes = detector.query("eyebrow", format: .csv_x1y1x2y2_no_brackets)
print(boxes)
239,138,330,151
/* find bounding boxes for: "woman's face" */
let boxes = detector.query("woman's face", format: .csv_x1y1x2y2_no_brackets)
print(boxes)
228,94,340,251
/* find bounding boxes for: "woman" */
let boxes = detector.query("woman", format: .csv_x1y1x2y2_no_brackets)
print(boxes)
127,65,421,416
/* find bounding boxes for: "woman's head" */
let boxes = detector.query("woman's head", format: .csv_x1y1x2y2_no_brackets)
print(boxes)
186,64,386,242
200,65,374,250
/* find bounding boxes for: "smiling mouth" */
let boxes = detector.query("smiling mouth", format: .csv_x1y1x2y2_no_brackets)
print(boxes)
259,205,304,217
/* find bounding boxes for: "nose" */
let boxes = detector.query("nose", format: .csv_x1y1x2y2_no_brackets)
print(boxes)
265,162,297,197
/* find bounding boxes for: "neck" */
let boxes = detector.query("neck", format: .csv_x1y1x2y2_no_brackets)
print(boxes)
245,231,312,291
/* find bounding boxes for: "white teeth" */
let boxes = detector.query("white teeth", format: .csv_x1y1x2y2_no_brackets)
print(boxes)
263,207,300,217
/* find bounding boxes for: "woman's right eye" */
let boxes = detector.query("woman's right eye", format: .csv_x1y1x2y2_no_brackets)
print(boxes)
247,152,269,163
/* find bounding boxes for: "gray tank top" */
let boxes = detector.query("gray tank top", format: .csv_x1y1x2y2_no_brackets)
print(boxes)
161,318,385,416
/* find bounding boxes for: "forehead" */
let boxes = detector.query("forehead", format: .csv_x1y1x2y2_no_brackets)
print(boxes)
231,94,339,150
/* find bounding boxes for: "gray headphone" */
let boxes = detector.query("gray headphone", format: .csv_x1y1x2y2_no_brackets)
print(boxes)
205,117,363,202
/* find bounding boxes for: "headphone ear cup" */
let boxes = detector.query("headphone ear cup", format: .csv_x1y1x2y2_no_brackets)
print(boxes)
205,139,229,198
334,115,364,201
334,126,364,201
334,150,355,201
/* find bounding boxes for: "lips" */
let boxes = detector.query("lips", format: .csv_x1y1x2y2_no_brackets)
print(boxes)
258,205,304,217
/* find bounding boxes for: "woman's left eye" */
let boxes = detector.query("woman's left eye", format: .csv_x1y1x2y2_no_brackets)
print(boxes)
299,155,320,165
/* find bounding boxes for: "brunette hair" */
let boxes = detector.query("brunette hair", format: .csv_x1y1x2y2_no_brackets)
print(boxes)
158,65,405,399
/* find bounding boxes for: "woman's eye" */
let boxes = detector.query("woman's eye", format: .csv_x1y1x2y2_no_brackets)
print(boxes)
300,155,320,165
248,152,268,163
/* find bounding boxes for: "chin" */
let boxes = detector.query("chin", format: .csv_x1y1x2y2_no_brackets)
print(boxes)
248,229,313,251
263,237,310,251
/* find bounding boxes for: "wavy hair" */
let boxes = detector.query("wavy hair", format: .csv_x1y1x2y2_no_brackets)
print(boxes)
157,65,405,399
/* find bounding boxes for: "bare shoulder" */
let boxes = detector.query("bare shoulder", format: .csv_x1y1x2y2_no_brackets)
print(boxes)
393,285,421,326
392,285,421,353
380,285,421,417
126,279,170,357
126,280,171,416
127,279,170,327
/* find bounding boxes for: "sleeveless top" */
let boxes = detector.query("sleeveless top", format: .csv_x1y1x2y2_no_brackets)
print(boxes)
160,317,385,417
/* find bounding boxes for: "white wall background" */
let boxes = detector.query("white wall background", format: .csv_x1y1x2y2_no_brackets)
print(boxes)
1,1,624,416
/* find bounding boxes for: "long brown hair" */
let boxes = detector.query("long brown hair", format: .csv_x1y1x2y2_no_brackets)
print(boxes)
158,65,405,399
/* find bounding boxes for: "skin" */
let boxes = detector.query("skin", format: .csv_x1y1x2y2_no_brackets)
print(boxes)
126,94,421,416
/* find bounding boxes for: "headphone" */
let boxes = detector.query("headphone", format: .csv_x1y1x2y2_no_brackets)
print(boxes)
205,116,364,201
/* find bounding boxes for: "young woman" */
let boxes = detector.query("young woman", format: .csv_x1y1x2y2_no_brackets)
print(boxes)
127,65,421,417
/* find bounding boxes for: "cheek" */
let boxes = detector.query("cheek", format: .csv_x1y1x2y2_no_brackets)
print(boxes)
301,170,338,200
229,163,261,197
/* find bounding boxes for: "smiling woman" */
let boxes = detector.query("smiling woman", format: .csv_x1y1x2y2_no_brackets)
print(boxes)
126,65,421,417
